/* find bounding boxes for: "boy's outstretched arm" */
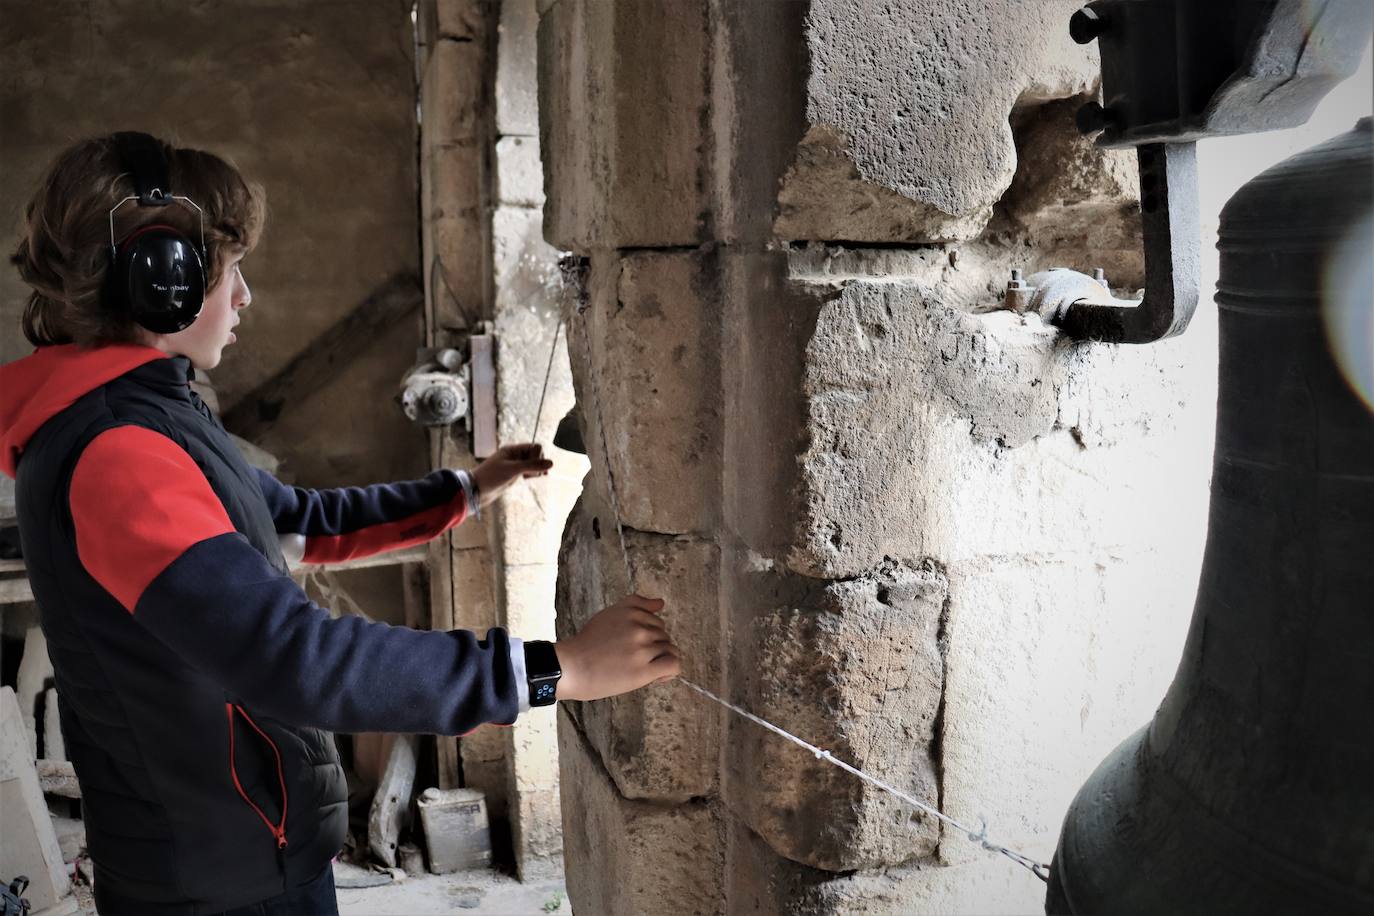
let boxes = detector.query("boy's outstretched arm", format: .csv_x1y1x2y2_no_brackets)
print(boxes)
252,443,552,566
68,427,675,733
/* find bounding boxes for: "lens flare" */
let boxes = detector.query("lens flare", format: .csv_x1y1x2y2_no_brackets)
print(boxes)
1322,211,1374,412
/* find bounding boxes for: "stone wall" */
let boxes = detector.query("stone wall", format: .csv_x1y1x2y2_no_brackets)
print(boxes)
541,1,1214,912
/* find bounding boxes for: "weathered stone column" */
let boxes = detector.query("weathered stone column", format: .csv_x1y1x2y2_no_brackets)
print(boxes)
420,0,579,879
540,1,1215,912
417,0,500,806
488,0,579,881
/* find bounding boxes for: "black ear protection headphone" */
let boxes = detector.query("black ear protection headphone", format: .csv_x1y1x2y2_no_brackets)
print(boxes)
106,131,207,334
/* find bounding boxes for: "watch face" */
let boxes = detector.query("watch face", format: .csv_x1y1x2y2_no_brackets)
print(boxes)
525,641,562,679
534,682,557,703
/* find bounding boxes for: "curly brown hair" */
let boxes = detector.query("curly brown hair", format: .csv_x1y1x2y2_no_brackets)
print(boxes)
11,133,266,347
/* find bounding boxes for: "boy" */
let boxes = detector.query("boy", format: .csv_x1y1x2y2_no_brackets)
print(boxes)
0,132,680,915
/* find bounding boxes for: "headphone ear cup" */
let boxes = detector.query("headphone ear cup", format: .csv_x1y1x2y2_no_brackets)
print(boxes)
113,228,206,334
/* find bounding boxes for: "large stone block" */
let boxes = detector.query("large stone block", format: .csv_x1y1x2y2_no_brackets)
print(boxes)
787,274,1054,578
489,207,569,527
566,250,722,536
723,815,1044,915
559,707,724,916
493,468,586,568
16,625,51,759
777,255,1213,578
723,557,947,871
556,488,721,803
422,35,485,148
496,0,540,136
495,136,545,207
708,0,810,245
777,124,996,243
0,687,70,914
425,136,484,221
775,0,1100,242
538,0,710,248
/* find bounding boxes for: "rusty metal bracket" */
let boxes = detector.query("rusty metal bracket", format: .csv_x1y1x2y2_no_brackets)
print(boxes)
1045,143,1200,343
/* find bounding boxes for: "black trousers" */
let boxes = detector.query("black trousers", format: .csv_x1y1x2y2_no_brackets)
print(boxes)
211,864,337,916
95,864,338,916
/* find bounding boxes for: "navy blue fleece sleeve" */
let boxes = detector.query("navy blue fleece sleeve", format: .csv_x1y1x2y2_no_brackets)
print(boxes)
253,467,472,565
140,533,519,734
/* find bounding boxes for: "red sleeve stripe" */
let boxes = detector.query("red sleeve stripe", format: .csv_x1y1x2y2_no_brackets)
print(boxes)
70,426,236,613
300,495,467,566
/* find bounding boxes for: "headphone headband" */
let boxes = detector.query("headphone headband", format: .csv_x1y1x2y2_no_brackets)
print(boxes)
112,131,170,206
106,132,207,334
107,134,206,263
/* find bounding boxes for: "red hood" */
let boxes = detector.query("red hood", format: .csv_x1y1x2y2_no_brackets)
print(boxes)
0,343,169,478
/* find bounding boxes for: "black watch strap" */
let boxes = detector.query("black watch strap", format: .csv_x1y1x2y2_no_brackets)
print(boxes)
524,640,562,707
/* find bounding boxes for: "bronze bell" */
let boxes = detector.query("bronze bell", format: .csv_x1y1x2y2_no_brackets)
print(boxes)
1047,117,1374,914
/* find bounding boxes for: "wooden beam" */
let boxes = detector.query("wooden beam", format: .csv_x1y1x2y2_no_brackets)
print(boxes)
469,331,497,458
368,733,418,867
222,273,424,442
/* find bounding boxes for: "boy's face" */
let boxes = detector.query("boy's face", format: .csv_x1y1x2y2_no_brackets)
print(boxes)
153,251,250,371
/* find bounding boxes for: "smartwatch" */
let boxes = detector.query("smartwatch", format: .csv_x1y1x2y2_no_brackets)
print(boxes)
523,640,562,707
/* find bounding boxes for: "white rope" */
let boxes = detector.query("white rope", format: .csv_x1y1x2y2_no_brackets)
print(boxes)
675,676,1050,881
528,318,564,444
554,287,1050,883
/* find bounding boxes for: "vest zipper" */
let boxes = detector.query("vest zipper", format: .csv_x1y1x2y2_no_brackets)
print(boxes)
226,703,289,850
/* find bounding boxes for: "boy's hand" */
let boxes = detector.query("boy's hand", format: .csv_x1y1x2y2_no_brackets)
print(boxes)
472,443,554,509
555,595,682,701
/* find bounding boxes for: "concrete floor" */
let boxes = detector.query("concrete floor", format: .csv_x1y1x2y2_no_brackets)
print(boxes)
71,866,570,915
337,869,570,916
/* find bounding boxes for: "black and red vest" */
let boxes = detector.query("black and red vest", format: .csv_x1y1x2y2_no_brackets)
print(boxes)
1,344,519,914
